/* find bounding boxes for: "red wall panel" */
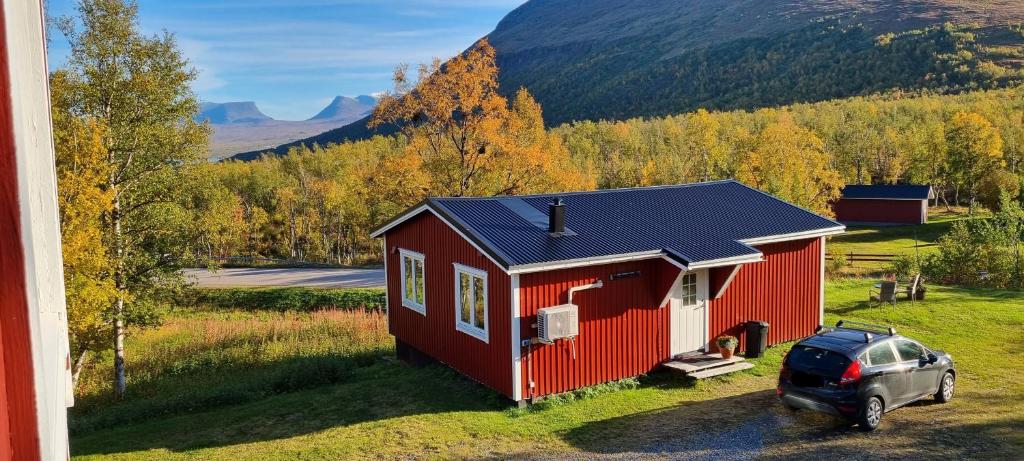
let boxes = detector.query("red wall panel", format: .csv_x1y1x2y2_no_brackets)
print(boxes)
518,259,679,399
710,238,823,352
833,198,926,224
0,2,41,458
384,212,513,397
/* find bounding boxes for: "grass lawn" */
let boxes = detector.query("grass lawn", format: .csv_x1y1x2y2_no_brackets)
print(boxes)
70,281,1023,460
827,206,989,276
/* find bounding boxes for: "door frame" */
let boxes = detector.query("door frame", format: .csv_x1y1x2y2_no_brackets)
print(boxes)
669,269,709,356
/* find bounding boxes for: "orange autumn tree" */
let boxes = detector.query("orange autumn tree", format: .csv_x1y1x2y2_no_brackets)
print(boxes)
736,111,844,216
370,38,592,197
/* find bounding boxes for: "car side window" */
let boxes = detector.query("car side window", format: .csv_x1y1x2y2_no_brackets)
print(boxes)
894,339,925,362
867,342,898,366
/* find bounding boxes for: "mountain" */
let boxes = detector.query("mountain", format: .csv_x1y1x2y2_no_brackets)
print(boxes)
200,96,377,159
490,0,1024,125
308,96,377,121
231,0,1024,160
195,101,272,124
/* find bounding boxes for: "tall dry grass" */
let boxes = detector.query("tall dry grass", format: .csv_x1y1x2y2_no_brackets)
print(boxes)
72,308,392,433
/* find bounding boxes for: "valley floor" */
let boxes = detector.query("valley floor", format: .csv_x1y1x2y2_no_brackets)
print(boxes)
70,281,1022,460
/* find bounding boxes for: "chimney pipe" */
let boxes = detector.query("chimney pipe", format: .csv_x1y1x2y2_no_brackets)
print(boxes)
549,198,565,235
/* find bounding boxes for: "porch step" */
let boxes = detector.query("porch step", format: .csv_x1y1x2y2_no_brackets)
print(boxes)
662,353,744,373
687,361,754,379
662,352,754,379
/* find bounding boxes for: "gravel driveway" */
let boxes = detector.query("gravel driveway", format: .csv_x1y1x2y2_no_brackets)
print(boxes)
183,267,385,289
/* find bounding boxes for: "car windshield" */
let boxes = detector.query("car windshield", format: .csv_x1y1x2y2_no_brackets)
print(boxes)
787,345,852,377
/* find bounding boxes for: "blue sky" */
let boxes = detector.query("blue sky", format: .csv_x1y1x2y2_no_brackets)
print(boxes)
46,0,525,120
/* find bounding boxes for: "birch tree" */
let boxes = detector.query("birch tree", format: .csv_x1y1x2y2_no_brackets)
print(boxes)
55,0,208,398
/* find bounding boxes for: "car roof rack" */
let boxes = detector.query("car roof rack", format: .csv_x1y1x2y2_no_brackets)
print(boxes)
835,320,897,338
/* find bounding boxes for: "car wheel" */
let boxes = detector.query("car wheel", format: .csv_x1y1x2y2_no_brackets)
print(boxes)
935,372,955,403
858,397,883,431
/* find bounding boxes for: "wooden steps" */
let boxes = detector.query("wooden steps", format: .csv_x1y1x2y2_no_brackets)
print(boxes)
662,352,754,379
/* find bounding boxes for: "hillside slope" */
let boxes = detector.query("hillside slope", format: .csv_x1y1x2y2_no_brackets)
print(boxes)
490,0,1024,125
232,0,1024,159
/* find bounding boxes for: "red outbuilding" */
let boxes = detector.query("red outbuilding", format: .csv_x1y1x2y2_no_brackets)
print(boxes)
833,185,934,225
372,180,845,403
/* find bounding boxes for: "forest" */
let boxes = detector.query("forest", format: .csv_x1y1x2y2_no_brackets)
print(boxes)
188,82,1024,268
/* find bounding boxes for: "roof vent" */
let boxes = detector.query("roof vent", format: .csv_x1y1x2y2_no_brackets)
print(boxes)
549,198,565,235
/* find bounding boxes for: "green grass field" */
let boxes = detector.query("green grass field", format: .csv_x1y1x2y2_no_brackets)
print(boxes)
70,280,1023,460
827,207,990,276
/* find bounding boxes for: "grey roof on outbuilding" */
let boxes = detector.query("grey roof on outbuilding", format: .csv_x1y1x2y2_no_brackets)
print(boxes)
841,184,934,200
372,180,845,273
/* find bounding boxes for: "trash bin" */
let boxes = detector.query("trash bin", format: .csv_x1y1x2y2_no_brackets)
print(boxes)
745,321,769,358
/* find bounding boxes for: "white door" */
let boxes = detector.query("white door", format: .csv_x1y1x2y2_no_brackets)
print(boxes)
670,270,709,356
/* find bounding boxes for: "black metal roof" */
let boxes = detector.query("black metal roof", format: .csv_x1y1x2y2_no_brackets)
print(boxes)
374,180,844,271
841,184,933,200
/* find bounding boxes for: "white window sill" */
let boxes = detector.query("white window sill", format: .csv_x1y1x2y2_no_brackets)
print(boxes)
456,322,488,343
402,300,426,315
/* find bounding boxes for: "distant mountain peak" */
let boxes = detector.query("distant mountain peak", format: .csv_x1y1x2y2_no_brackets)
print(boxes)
307,95,377,121
195,101,272,125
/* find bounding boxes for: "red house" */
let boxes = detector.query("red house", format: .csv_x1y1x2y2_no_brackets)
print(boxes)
371,181,845,403
1,1,75,459
833,185,935,225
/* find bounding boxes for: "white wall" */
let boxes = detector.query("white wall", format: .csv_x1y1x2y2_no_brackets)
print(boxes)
4,0,73,459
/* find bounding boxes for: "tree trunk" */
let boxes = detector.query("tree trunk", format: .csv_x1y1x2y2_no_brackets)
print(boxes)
72,350,89,390
113,297,126,399
111,193,127,400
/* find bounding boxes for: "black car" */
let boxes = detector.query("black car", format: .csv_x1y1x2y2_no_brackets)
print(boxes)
777,320,955,431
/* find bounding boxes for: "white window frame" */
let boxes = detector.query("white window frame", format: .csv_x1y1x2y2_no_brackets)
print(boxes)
453,263,488,343
399,248,426,315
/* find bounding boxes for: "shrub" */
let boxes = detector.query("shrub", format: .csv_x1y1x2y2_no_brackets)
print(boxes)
192,287,386,312
925,220,1017,287
887,253,922,280
979,170,1022,212
825,248,847,279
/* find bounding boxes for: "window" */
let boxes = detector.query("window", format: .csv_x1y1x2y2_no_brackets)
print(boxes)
787,346,852,376
866,342,898,366
894,340,925,362
453,263,487,342
399,249,425,314
680,273,697,305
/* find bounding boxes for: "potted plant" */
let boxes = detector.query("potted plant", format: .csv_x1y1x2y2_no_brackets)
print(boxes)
716,335,739,359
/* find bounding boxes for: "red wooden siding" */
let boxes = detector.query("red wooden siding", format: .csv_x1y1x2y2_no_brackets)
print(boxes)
833,198,926,224
384,212,513,397
709,238,822,353
0,2,42,457
518,259,679,399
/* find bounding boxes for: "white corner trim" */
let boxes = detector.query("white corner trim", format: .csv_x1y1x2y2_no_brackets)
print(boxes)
398,248,426,315
510,274,522,402
453,263,489,343
712,264,743,299
819,237,826,327
7,1,73,458
383,236,390,328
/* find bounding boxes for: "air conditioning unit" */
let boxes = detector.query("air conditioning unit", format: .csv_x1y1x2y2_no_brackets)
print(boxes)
537,303,578,342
